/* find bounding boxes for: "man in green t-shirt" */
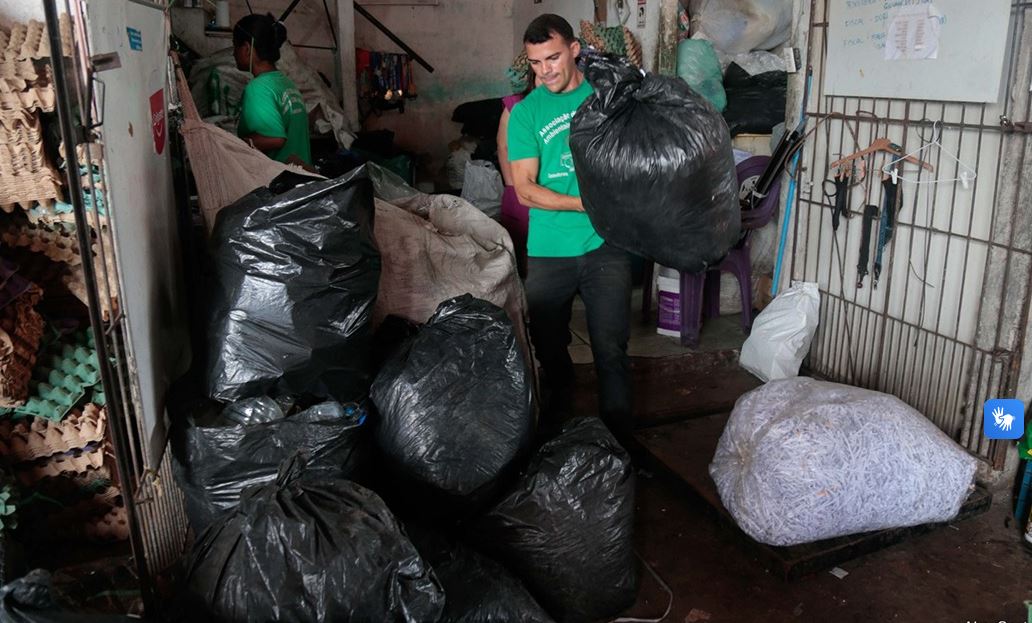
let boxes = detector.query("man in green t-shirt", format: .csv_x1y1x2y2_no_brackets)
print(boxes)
509,14,632,442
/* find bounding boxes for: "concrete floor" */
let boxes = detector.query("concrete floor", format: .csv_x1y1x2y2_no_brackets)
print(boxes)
568,288,749,364
623,475,1032,623
569,287,1032,623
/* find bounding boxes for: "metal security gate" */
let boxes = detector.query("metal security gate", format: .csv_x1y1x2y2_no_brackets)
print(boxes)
782,0,1032,468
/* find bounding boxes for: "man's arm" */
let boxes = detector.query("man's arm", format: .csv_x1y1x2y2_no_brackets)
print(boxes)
244,134,287,152
512,157,584,212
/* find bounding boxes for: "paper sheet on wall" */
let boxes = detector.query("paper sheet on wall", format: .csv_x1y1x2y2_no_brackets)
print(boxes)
885,4,942,61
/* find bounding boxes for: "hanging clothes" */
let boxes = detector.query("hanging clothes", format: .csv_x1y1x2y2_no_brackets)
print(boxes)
358,50,416,101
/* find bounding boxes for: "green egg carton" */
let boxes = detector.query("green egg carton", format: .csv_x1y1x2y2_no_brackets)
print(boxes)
0,330,102,422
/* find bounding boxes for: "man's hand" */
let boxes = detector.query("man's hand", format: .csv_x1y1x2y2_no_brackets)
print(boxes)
512,157,586,212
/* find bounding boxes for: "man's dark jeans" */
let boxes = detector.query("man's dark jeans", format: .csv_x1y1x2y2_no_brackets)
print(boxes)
526,243,632,439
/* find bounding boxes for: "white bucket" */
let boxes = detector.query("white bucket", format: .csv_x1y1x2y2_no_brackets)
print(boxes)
215,0,231,28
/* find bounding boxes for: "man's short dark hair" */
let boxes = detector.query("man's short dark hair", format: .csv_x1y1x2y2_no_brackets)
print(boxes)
523,14,576,45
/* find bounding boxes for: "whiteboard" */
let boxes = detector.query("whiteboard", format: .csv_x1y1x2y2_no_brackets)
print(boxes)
825,0,1011,103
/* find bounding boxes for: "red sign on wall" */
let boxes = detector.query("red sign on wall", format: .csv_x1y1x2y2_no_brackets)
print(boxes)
149,88,165,155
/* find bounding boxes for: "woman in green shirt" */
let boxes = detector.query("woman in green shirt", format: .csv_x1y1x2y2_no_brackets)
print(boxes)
232,13,312,165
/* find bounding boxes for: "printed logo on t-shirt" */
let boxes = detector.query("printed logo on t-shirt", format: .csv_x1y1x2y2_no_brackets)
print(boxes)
279,89,306,115
546,152,576,180
539,112,572,145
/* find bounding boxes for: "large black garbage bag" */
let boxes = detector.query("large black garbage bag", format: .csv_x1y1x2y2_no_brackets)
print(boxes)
722,62,787,136
0,569,135,622
570,55,739,273
371,295,533,504
469,417,637,623
407,527,554,623
452,98,504,140
171,400,369,534
206,165,380,403
185,458,445,623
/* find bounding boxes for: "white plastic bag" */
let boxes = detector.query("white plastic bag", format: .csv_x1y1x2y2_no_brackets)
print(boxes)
461,160,504,220
709,377,978,546
739,281,819,381
445,138,476,190
717,50,788,76
689,0,794,54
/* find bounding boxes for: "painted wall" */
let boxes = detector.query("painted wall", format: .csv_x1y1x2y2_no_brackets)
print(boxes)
354,0,516,181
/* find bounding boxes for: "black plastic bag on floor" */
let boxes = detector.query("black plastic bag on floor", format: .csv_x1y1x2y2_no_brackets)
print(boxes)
722,63,788,136
171,400,370,534
371,295,533,506
185,457,445,623
206,165,380,403
407,527,554,623
0,569,136,622
570,54,739,273
469,417,637,623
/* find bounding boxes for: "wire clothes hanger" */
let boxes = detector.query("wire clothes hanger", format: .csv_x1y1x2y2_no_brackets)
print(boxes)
828,137,934,173
881,120,977,188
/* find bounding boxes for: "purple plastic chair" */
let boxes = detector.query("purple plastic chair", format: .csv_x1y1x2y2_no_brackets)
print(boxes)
641,155,781,348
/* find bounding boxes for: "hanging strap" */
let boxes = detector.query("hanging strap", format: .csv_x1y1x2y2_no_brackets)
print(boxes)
857,204,879,288
832,174,850,231
873,177,900,288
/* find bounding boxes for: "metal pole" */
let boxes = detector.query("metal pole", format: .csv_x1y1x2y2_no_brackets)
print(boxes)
279,0,305,22
354,3,434,73
771,67,813,294
42,0,155,612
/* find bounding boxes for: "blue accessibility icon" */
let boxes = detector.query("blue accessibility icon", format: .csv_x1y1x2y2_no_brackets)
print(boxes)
983,399,1024,440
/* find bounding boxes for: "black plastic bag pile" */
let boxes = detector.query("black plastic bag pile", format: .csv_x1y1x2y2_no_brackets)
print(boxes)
205,165,380,403
185,457,445,623
723,62,788,136
178,297,637,622
171,157,639,620
0,569,136,622
170,400,369,534
371,295,534,506
407,527,554,623
570,55,740,273
470,417,638,623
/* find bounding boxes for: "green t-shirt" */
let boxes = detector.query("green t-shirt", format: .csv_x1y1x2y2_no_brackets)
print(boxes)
507,80,604,258
238,70,312,165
